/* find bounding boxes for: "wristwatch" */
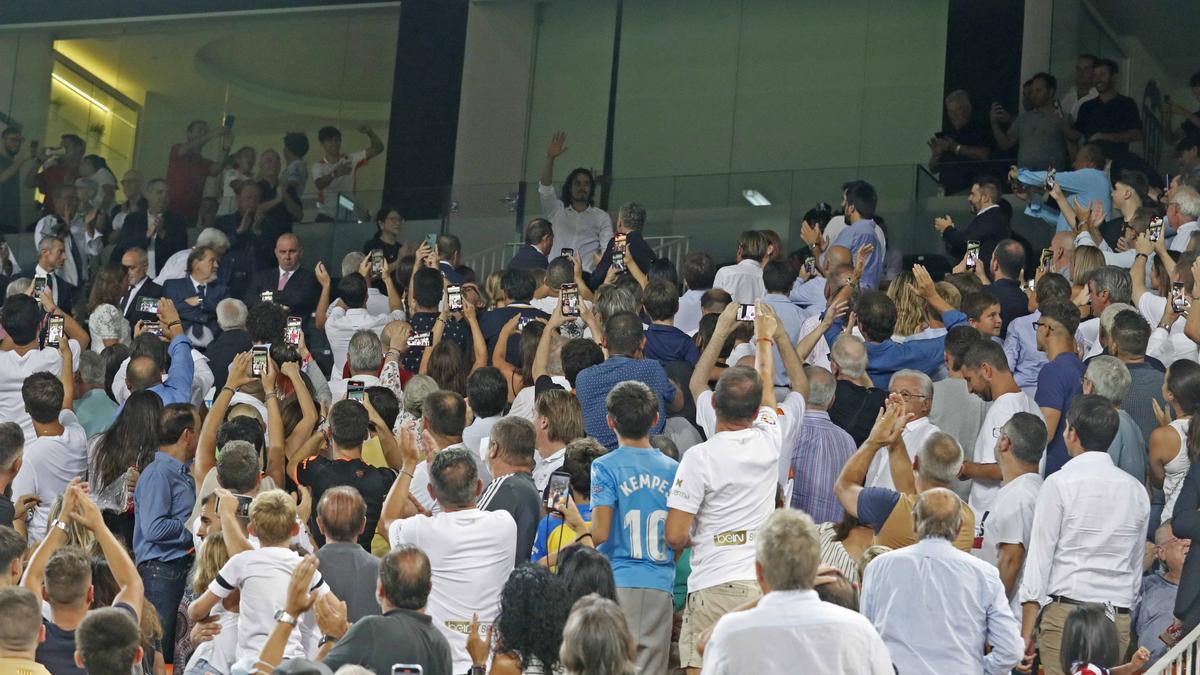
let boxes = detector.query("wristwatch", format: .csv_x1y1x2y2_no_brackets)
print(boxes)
273,610,298,627
318,634,339,648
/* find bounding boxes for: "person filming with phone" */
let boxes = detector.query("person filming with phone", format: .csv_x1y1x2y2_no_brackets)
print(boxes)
934,176,1010,271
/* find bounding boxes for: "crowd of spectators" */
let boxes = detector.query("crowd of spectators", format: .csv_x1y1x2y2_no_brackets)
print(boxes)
0,59,1196,675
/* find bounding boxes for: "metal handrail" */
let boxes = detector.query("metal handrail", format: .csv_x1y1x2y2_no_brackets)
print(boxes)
462,234,692,283
1146,621,1200,674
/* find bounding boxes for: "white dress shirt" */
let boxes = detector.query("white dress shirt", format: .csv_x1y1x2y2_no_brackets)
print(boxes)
675,288,705,336
862,538,1023,675
537,183,613,272
324,305,406,378
702,589,893,675
1019,451,1149,609
1170,221,1200,252
712,259,766,305
34,215,97,286
32,264,61,306
865,416,940,491
532,446,565,492
153,248,190,284
795,313,831,369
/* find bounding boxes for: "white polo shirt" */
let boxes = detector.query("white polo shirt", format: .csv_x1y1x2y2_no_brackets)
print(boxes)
668,406,782,592
11,409,88,541
324,305,405,378
388,508,517,674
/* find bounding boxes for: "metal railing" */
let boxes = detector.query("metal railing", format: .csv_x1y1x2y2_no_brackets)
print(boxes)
1147,622,1200,674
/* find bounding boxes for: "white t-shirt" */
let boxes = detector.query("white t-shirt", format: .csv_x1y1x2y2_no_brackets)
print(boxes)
695,391,805,489
324,306,405,378
0,340,82,443
668,406,782,592
968,392,1042,515
865,416,940,491
975,471,1043,616
11,409,88,541
208,546,328,663
312,150,368,218
507,375,570,421
388,508,517,674
217,168,253,216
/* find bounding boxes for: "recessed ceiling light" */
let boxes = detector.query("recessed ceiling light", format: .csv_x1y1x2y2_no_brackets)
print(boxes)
742,189,771,207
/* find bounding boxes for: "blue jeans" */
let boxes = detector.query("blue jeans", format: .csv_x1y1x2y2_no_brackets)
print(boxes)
139,556,193,664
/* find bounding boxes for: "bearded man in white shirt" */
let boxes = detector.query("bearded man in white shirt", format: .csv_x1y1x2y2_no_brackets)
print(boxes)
701,509,892,675
1017,394,1150,675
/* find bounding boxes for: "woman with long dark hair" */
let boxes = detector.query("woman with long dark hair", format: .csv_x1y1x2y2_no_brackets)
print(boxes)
556,546,617,606
1150,360,1200,525
89,390,163,545
488,565,569,675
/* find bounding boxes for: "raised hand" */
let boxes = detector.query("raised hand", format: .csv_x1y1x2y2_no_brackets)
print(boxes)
1152,398,1173,428
933,215,953,233
546,131,568,159
284,555,320,616
315,261,330,287
910,264,936,298
467,613,493,668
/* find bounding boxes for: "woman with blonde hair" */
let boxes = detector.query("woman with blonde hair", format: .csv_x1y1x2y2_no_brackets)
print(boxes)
1071,245,1105,316
183,496,238,675
485,270,509,310
886,269,928,338
560,594,636,675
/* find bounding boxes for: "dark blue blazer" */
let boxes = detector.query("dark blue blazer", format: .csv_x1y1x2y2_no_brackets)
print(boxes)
162,277,228,338
507,244,550,272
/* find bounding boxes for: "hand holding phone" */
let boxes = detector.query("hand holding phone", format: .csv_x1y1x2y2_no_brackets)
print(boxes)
251,345,269,376
545,471,571,512
965,241,981,270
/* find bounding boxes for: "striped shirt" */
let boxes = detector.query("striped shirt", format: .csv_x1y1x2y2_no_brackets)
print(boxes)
789,411,857,523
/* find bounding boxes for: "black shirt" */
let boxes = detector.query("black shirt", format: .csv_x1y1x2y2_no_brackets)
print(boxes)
827,379,887,446
362,237,403,263
0,493,12,531
37,602,137,675
322,608,454,675
938,117,995,194
478,471,541,564
402,312,474,373
1074,94,1142,158
295,455,397,549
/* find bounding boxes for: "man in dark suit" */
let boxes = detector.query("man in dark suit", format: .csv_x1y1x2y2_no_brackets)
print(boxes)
435,233,468,284
587,202,656,291
109,179,188,277
243,233,320,319
206,299,253,392
17,235,78,315
507,218,553,272
117,247,163,326
478,267,548,367
934,175,1010,271
982,238,1032,339
161,245,227,347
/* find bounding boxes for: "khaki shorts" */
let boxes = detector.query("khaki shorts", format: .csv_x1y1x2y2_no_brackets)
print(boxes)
677,580,762,669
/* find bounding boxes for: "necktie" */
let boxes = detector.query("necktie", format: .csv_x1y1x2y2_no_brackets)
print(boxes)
278,271,290,291
197,284,206,300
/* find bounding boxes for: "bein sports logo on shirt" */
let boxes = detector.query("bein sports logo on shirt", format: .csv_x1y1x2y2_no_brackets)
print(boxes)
713,529,757,547
757,410,777,426
445,620,493,634
670,478,689,502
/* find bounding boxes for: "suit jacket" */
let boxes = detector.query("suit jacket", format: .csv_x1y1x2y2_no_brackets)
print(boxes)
15,271,78,315
110,211,189,275
507,244,550,272
120,277,163,325
1175,461,1200,631
479,304,549,367
206,328,253,392
587,230,657,291
438,261,467,285
162,277,227,338
942,206,1010,270
244,266,320,319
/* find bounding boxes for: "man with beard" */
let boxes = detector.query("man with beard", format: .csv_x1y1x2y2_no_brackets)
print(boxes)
958,340,1044,518
934,176,1010,270
1070,58,1143,164
538,131,613,274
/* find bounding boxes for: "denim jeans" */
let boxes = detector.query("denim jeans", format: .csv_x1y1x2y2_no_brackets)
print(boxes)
139,556,193,664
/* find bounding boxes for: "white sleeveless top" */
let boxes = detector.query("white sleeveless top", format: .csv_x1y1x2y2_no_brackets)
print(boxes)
1162,417,1191,522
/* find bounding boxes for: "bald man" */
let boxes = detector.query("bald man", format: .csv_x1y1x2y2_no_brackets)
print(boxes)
244,232,320,318
861,487,1023,674
1049,231,1074,279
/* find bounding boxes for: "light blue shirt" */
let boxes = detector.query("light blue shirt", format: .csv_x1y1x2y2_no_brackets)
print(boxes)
788,276,826,311
861,538,1023,675
1004,310,1046,398
762,293,806,386
132,451,196,564
831,218,884,288
590,445,679,593
1017,167,1111,233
